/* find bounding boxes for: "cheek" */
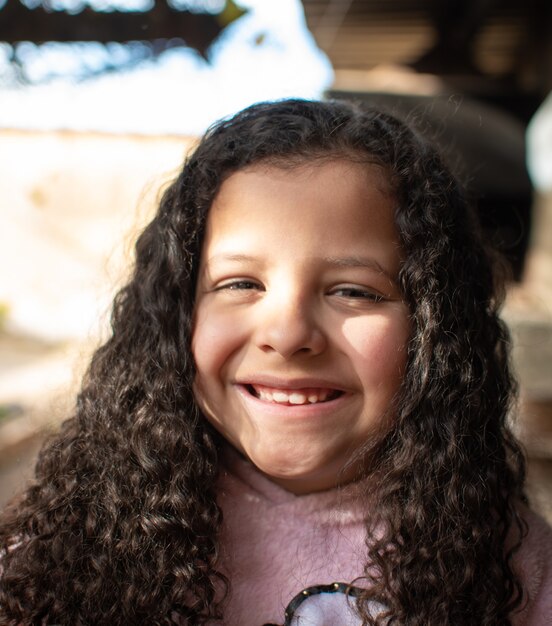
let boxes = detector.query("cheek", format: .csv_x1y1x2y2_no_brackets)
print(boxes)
191,310,230,422
192,307,246,382
340,314,409,385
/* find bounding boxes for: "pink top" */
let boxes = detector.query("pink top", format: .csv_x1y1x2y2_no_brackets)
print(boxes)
216,450,552,625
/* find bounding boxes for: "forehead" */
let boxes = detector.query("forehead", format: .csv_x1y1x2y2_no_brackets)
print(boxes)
210,158,394,223
201,159,401,274
222,156,393,198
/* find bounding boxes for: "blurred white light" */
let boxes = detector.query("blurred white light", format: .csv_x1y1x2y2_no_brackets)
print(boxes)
48,0,87,13
168,0,224,13
0,0,333,135
527,92,552,192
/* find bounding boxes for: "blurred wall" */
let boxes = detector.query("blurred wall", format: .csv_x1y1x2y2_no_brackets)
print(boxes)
0,129,195,343
0,130,195,506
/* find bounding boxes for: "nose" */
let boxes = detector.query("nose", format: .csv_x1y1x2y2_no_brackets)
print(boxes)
254,296,327,359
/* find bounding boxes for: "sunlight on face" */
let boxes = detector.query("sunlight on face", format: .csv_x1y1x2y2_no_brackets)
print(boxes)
192,160,410,494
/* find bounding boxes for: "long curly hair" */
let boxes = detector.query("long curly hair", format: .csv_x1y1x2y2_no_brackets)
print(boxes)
0,99,527,625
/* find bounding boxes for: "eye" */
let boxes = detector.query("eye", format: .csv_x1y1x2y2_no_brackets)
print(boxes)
330,285,384,302
215,279,263,292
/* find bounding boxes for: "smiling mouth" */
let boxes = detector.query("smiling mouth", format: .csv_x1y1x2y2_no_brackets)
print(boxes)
245,384,344,405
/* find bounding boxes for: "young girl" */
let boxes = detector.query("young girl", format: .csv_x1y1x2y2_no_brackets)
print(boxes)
1,99,551,625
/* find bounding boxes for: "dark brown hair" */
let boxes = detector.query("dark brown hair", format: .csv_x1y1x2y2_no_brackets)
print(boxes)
0,99,526,625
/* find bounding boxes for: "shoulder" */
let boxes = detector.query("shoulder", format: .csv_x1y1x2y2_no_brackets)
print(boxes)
512,508,552,625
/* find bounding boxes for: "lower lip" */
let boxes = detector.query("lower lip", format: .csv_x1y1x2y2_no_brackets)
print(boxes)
235,384,350,419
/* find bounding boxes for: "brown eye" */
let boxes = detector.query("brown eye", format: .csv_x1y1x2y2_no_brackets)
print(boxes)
331,286,384,302
217,280,262,291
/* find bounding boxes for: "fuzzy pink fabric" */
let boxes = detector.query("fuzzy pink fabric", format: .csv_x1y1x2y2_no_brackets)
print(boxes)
216,449,552,625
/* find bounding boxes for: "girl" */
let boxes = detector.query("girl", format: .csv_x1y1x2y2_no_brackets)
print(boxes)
1,99,551,625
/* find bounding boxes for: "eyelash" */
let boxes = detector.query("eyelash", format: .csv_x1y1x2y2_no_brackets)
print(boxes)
215,280,262,291
330,286,384,302
215,281,384,302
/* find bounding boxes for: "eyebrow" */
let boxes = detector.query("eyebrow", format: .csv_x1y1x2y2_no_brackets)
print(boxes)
206,253,395,280
323,256,396,281
205,253,258,266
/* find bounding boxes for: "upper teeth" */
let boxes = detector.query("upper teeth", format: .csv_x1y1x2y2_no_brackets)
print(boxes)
254,386,334,405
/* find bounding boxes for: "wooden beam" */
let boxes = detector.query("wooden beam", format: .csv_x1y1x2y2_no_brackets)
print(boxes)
0,0,246,58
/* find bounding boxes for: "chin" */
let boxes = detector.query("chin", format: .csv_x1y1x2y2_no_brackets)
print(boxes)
251,453,343,494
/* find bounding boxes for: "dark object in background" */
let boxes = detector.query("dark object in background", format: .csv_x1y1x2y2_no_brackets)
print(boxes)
330,90,532,281
0,0,248,79
303,0,551,281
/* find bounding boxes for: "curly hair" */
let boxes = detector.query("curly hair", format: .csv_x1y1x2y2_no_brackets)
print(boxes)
0,99,527,625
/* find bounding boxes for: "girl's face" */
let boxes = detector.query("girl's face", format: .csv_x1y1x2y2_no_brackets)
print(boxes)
192,159,410,494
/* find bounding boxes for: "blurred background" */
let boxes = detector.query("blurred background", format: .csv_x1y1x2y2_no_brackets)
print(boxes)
1,0,551,521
